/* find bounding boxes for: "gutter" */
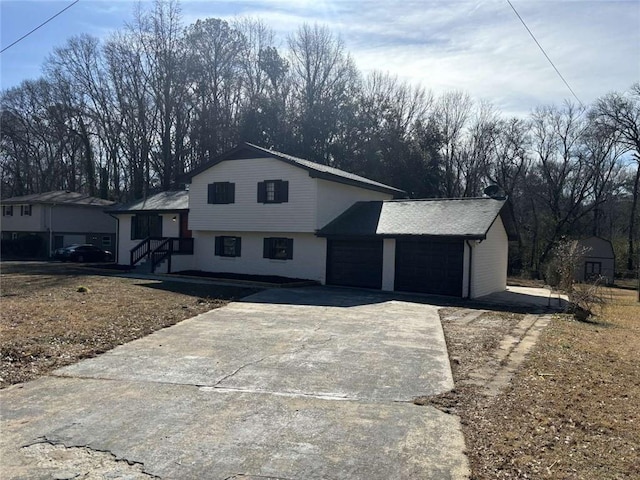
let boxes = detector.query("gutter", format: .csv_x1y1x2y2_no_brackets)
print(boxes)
466,240,473,299
108,213,120,263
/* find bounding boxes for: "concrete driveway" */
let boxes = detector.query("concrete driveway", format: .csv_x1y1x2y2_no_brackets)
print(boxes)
0,287,469,479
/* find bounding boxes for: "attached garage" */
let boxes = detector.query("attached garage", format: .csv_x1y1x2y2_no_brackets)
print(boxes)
326,239,383,289
394,238,464,296
318,197,518,298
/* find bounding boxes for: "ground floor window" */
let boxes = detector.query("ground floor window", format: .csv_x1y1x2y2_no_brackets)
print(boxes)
215,236,241,257
263,237,293,260
102,236,112,248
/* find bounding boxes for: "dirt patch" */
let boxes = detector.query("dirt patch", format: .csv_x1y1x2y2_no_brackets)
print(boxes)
0,262,258,388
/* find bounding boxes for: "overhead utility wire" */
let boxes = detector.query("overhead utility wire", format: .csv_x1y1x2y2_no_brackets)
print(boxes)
0,0,80,54
506,0,584,108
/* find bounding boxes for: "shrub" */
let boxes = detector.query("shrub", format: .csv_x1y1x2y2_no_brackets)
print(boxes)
546,239,608,321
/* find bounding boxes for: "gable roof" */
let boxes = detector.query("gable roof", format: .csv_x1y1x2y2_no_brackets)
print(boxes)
317,197,518,240
574,236,615,258
106,190,189,214
183,142,406,197
1,191,114,207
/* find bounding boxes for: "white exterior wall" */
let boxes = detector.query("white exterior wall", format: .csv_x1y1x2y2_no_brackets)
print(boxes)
189,157,318,233
315,179,393,229
114,212,182,265
0,204,44,232
462,241,471,298
470,216,508,298
116,214,135,265
382,238,396,291
192,230,326,283
170,254,195,272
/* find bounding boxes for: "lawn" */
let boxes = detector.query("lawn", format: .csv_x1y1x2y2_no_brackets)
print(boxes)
449,287,640,479
0,262,257,387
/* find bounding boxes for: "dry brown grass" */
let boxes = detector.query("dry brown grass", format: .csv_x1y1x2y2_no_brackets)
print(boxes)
0,263,257,387
459,288,640,479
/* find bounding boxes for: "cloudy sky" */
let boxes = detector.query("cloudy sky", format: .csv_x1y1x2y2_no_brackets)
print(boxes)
1,0,638,117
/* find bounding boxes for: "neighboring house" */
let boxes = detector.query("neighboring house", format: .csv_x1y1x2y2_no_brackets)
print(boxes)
574,236,615,284
105,190,192,270
0,191,116,257
109,142,517,298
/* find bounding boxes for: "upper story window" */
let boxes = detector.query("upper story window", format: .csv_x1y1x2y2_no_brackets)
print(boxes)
2,205,13,216
208,182,235,204
20,205,32,216
263,237,293,260
257,180,288,203
215,236,241,257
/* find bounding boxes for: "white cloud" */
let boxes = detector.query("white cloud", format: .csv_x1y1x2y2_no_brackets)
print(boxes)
2,0,638,116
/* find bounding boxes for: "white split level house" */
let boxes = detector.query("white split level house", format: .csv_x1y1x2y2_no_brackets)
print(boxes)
107,143,518,299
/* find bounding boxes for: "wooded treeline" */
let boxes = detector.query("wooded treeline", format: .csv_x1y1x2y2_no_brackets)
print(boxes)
1,0,638,275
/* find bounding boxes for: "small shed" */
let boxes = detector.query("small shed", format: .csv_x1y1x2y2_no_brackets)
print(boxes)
575,236,615,284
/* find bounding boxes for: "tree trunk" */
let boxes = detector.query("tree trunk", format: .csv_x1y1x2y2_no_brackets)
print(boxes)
627,158,640,271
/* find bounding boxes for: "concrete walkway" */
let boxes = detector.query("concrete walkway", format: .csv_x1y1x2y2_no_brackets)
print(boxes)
0,287,470,479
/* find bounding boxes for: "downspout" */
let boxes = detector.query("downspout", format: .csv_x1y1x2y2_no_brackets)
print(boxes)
466,240,473,299
49,204,54,258
108,213,119,264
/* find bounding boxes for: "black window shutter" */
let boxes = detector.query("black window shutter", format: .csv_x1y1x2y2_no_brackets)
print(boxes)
287,238,294,259
207,183,215,204
215,236,221,256
236,237,241,256
228,182,235,203
131,216,136,240
279,181,289,203
263,238,271,258
257,182,266,203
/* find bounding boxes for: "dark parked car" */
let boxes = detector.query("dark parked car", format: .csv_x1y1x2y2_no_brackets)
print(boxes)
54,244,113,262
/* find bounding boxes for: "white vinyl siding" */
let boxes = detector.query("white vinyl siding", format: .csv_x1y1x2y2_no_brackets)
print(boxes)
192,231,326,283
316,179,393,229
470,216,508,298
382,238,396,291
189,157,318,232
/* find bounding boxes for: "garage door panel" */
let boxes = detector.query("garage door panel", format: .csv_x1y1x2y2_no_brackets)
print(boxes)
327,239,383,289
395,239,463,296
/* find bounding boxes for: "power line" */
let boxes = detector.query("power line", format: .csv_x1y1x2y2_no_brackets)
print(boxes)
506,0,584,108
0,0,80,54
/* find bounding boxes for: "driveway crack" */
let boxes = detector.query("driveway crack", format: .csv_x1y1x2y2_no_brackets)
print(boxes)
213,335,336,387
22,437,160,478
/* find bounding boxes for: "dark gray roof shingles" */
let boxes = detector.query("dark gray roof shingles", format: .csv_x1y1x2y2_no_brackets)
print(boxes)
106,190,189,213
318,198,516,239
1,191,114,207
184,142,405,196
